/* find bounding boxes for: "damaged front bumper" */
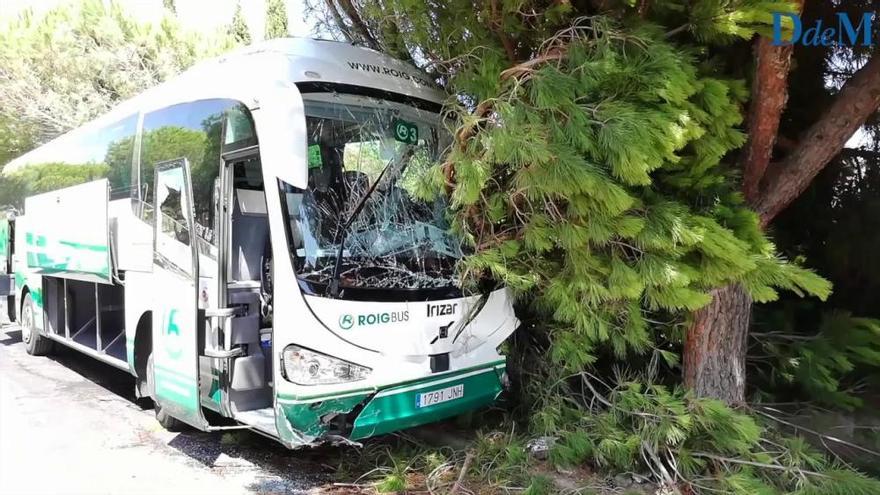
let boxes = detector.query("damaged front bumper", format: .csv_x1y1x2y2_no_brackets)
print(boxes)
276,360,507,447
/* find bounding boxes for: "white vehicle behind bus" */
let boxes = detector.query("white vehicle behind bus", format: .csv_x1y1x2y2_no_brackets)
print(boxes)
0,38,519,447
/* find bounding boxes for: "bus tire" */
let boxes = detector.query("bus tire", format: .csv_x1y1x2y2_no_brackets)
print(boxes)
21,292,52,356
146,353,187,432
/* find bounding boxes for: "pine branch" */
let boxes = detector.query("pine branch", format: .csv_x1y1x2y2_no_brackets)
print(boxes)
691,452,830,478
489,0,518,63
664,24,689,38
754,51,880,226
449,451,474,495
498,49,566,81
333,0,381,51
441,46,569,188
323,0,354,42
440,45,569,190
754,407,880,459
641,441,682,494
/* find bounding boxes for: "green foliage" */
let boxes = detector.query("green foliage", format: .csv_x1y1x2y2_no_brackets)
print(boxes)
522,474,554,495
0,118,221,209
376,473,406,493
265,0,289,39
317,0,880,491
751,310,880,409
0,0,234,147
544,376,880,494
229,3,252,45
0,116,35,169
651,0,800,42
471,431,532,487
440,21,829,378
0,0,238,208
0,162,108,206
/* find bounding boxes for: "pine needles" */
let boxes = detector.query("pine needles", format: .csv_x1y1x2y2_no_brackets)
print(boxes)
438,17,829,379
318,1,880,492
429,12,871,495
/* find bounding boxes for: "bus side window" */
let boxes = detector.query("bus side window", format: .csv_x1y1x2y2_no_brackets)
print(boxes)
138,99,256,259
157,168,190,246
6,114,138,209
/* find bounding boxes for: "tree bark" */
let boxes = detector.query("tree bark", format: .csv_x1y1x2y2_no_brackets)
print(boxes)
684,31,798,404
754,52,880,226
683,284,751,405
324,0,354,42
687,51,880,404
334,0,381,51
739,37,795,204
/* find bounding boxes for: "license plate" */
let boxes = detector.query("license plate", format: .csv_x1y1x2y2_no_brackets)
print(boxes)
416,384,464,408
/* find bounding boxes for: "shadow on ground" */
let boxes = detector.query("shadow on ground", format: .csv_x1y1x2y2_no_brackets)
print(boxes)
0,318,489,493
0,328,21,346
0,321,340,492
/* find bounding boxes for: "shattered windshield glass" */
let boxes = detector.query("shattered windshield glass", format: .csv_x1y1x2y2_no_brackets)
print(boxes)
279,93,460,295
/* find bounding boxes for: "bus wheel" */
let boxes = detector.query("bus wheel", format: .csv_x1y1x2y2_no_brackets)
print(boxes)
21,292,52,356
146,353,187,432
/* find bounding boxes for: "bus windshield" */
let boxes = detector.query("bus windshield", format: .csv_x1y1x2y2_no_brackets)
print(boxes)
280,94,461,296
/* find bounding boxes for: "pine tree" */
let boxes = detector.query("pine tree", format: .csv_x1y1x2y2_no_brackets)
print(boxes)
308,2,880,491
0,0,241,207
0,0,234,146
162,0,176,14
265,0,289,39
228,2,251,45
315,0,880,404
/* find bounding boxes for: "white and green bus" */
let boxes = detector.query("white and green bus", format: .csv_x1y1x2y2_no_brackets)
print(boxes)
0,38,518,448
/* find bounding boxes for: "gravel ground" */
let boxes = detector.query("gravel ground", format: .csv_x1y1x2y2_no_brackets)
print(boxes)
0,320,338,495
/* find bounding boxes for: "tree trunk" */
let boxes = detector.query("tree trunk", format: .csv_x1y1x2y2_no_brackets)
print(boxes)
754,52,880,226
682,10,800,404
685,53,880,404
334,0,382,51
739,37,795,204
683,284,751,405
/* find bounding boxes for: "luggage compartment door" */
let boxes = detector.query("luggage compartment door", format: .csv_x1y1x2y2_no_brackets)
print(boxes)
22,180,112,284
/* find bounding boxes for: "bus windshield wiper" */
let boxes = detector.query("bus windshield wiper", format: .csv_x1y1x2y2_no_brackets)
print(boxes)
327,149,413,297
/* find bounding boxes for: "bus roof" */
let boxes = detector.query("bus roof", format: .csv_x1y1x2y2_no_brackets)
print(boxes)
4,37,444,174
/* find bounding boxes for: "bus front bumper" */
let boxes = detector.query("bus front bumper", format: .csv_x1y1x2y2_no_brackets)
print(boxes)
277,361,506,444
349,361,506,440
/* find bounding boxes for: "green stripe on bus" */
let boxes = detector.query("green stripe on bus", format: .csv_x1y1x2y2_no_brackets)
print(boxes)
349,367,503,440
24,233,110,278
30,287,43,308
25,232,45,247
154,366,196,388
57,240,108,252
155,379,199,412
275,359,506,403
25,234,106,252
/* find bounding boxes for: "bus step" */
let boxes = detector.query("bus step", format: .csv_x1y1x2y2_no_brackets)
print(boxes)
234,407,277,436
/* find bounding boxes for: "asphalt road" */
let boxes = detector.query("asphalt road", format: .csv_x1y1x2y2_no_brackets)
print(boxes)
0,321,335,495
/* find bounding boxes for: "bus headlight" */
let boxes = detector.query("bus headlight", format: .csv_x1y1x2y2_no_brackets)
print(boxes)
281,345,371,385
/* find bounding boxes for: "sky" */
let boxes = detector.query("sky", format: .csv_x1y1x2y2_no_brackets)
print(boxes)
0,0,315,39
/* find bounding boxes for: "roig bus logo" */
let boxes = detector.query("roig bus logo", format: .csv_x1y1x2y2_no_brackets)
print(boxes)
339,314,354,330
338,311,409,330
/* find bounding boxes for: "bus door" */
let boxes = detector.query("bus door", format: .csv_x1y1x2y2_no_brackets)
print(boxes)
0,214,13,322
151,158,208,429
